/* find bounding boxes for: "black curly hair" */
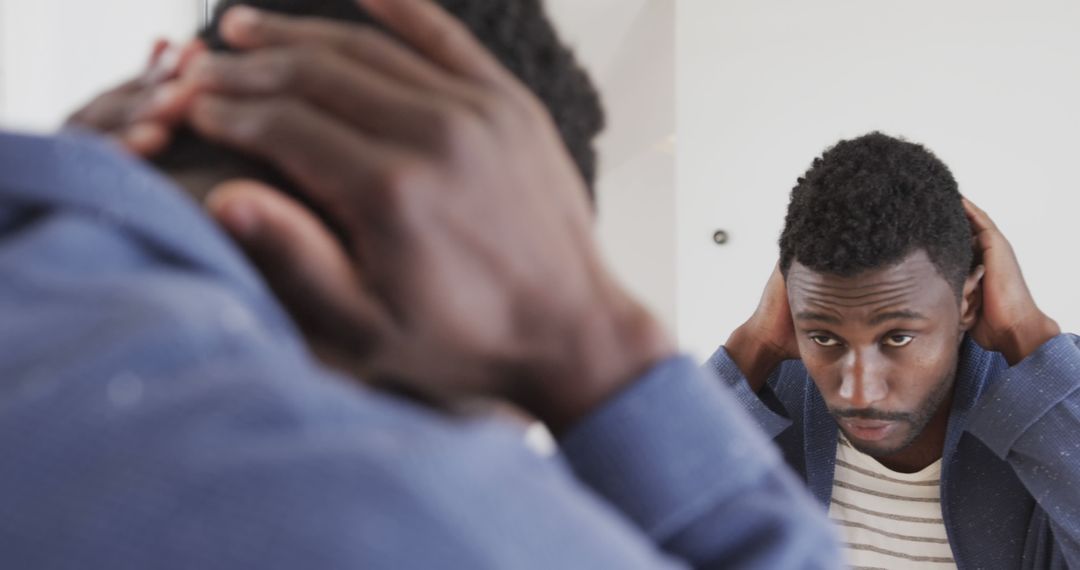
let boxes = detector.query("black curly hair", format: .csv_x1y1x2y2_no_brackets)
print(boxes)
156,0,605,201
778,132,973,295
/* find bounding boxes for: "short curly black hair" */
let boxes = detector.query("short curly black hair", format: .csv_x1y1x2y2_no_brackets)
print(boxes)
778,132,973,294
155,0,604,199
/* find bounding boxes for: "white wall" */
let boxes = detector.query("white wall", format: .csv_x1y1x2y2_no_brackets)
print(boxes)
678,0,1080,359
547,0,677,334
0,0,201,132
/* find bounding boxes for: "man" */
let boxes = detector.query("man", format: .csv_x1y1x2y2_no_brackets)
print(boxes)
713,132,1079,568
0,0,840,568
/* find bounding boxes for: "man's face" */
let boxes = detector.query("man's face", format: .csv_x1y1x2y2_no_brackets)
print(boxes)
786,250,972,457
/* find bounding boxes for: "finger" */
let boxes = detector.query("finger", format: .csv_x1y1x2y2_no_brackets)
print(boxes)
187,93,400,231
65,78,148,130
143,39,209,87
206,181,390,354
131,72,206,124
961,197,1013,255
116,122,172,157
358,0,512,86
961,196,997,233
184,48,447,146
176,39,208,73
218,6,470,99
143,44,182,86
962,197,997,255
146,39,172,70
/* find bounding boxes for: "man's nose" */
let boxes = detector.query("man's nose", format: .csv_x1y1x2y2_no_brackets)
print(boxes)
838,348,888,407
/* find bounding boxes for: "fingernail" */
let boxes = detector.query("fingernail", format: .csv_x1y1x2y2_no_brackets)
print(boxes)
123,122,158,144
142,45,179,85
220,200,260,239
147,39,171,69
132,84,182,120
225,6,261,31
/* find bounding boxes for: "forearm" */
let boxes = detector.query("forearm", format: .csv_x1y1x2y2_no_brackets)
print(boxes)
705,346,795,439
969,333,1080,563
724,324,788,393
514,289,677,435
998,311,1061,366
560,356,840,568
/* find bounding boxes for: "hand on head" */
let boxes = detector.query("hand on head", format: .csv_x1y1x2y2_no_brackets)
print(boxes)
725,263,800,391
71,0,673,432
961,197,1059,365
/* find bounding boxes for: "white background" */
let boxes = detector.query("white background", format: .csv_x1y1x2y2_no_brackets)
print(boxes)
1,1,1076,362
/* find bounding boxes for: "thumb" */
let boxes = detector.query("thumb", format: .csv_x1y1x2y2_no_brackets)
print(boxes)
206,180,390,356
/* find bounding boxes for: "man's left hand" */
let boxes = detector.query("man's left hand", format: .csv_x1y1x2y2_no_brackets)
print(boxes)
964,197,1060,365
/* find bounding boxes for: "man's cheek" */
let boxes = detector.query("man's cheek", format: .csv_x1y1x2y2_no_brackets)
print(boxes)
805,369,838,401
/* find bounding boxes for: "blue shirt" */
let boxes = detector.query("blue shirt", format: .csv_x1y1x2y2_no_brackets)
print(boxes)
0,131,841,569
708,334,1080,569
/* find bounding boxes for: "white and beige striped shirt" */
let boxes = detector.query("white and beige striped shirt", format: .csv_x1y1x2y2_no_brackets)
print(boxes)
828,435,957,569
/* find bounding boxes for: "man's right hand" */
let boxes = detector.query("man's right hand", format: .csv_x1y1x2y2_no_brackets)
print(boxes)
724,264,800,392
179,0,673,433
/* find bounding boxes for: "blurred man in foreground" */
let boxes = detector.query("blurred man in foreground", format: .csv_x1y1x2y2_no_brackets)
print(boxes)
715,133,1079,568
0,0,840,567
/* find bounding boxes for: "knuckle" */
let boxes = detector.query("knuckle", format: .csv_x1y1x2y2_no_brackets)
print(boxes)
427,104,483,151
229,100,290,143
344,26,380,52
369,160,429,219
473,86,546,132
259,48,316,91
372,160,418,196
471,91,515,124
425,24,464,55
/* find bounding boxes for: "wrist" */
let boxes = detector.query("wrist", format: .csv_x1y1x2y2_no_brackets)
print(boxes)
725,324,786,392
1002,311,1061,366
511,287,676,435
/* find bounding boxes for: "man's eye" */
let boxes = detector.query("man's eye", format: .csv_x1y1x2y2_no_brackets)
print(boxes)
883,335,914,347
810,335,841,347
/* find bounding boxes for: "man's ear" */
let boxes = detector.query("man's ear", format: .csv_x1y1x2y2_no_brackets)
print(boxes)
959,265,985,331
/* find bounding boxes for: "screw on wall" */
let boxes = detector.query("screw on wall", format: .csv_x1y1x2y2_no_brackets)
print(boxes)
712,229,730,246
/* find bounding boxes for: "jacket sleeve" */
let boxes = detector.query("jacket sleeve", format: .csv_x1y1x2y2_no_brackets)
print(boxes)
704,347,796,439
561,356,841,568
967,334,1080,567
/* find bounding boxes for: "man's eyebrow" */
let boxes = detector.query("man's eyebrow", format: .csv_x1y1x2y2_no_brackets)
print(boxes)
795,311,841,324
869,310,927,325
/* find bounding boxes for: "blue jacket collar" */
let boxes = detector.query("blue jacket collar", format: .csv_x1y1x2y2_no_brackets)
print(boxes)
802,336,1004,504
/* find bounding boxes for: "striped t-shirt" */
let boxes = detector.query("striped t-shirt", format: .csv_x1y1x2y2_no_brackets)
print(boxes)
828,435,957,569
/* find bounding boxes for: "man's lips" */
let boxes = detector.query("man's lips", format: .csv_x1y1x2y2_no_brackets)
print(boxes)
840,418,899,442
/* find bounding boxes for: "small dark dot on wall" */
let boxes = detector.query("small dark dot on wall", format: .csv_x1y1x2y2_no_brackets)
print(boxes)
713,230,730,245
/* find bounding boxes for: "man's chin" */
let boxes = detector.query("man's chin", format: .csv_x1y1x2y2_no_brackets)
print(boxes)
838,420,913,457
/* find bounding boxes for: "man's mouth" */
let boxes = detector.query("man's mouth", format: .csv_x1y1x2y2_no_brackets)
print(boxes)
840,418,899,442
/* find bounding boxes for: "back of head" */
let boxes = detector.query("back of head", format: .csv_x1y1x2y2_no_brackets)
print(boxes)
155,0,605,203
778,132,973,293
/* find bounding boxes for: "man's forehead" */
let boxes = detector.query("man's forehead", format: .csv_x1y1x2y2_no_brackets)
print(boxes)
787,251,939,291
786,251,950,316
